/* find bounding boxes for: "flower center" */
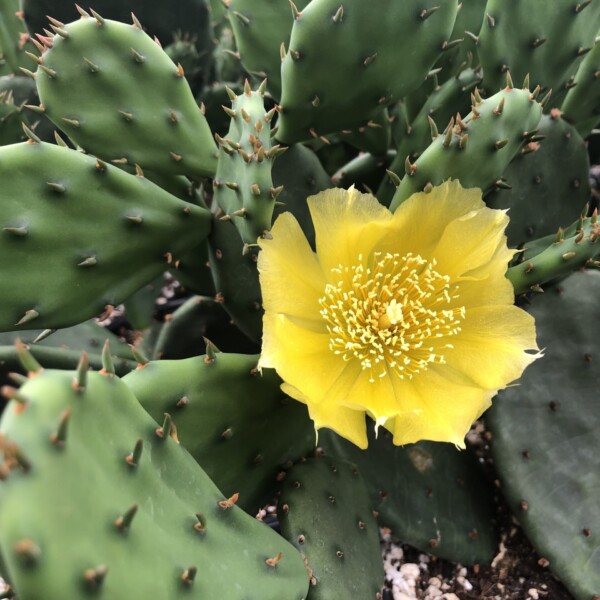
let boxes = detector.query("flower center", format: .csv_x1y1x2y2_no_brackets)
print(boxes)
319,252,465,382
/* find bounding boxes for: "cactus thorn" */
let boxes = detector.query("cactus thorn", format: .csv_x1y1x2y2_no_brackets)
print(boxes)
130,48,145,63
83,57,100,72
218,492,240,509
531,38,546,48
25,50,42,65
505,71,514,89
61,117,80,128
77,256,97,267
386,169,401,187
15,309,40,328
494,178,512,190
72,352,88,391
265,552,283,567
225,86,237,101
464,30,479,44
90,9,105,25
420,6,440,20
170,151,183,162
333,5,344,23
404,156,416,176
83,565,108,589
8,372,28,386
51,25,70,39
31,38,46,53
100,340,115,375
459,133,469,149
23,123,41,144
203,338,221,363
75,4,90,18
129,344,149,367
131,13,142,29
1,386,29,406
289,0,301,20
115,503,139,531
30,329,55,344
577,46,592,56
241,107,251,122
251,183,261,196
155,413,173,439
363,53,378,67
222,105,237,118
575,0,592,11
485,13,495,27
19,67,36,80
194,513,207,533
3,226,28,237
125,438,143,467
181,566,197,585
494,138,509,150
232,11,250,26
562,251,577,261
540,89,552,108
49,407,71,447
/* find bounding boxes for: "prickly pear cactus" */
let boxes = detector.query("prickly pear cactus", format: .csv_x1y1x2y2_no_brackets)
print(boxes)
123,352,315,513
488,271,600,600
214,81,282,244
33,13,217,179
320,427,497,565
486,111,590,247
0,141,210,331
279,455,384,600
389,82,544,210
0,360,310,599
277,0,458,144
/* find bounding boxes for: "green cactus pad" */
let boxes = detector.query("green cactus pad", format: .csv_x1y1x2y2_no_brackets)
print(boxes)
0,0,31,75
320,427,496,565
209,217,263,342
124,352,315,513
378,65,482,206
0,141,210,331
561,37,600,139
506,210,600,295
272,143,333,249
23,0,213,79
0,365,309,599
214,81,280,243
278,456,384,600
486,112,590,247
389,84,543,211
150,296,258,360
35,16,217,179
228,0,311,100
478,0,600,105
487,271,600,600
276,0,458,144
0,320,135,378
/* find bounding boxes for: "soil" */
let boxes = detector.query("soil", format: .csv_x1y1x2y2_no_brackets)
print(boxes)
381,420,574,600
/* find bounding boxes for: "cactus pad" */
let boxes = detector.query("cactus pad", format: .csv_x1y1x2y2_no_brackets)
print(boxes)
0,364,310,599
279,455,384,599
488,271,600,599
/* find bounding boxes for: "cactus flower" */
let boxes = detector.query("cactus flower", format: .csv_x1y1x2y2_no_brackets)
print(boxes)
257,181,539,449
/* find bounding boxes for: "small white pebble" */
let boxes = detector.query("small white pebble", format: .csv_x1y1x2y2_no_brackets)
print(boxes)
458,567,467,577
456,575,473,591
424,584,443,598
400,563,421,580
528,589,539,599
428,577,442,587
392,587,416,600
441,594,460,600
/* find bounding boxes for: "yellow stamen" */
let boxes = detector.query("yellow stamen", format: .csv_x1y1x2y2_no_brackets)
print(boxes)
319,252,465,383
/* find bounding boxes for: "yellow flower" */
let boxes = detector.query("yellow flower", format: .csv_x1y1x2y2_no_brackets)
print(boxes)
257,181,539,449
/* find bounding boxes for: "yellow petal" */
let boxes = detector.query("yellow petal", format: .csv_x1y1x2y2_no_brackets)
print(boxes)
258,212,327,324
309,187,392,276
388,367,495,447
432,206,510,278
443,305,540,389
280,382,368,448
259,312,346,406
379,180,485,260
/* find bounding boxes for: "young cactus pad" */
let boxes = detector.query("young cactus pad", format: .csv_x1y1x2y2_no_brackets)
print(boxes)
34,14,217,179
0,142,210,331
0,362,310,599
